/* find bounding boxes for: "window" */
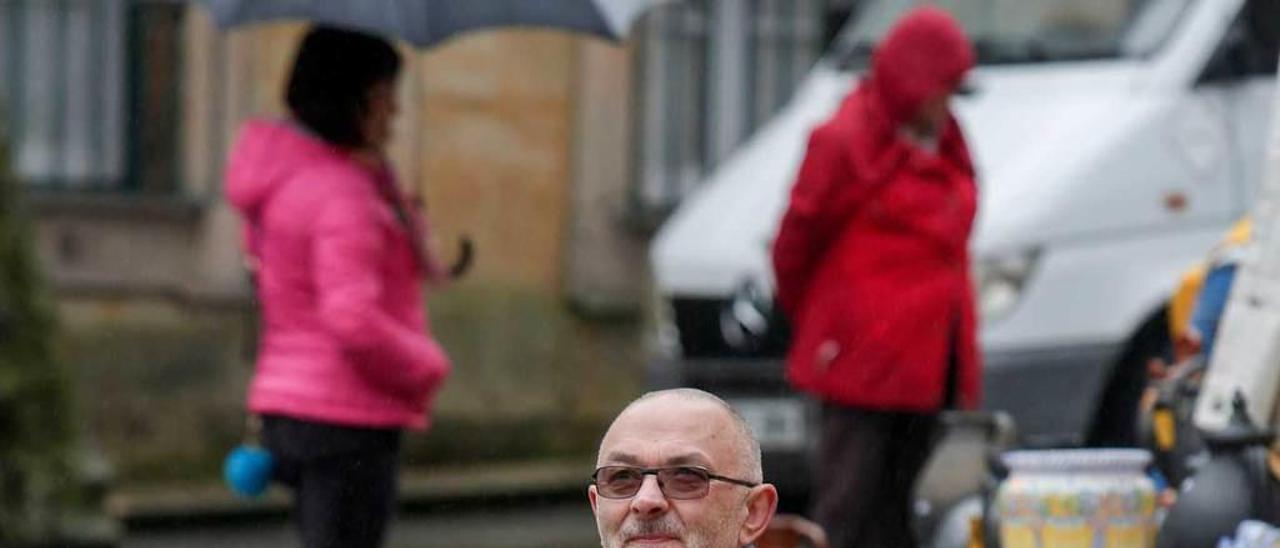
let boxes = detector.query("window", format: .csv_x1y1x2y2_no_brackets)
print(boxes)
0,0,185,193
631,0,825,220
836,0,1192,67
633,3,709,218
747,0,824,133
1199,0,1280,83
1239,0,1279,76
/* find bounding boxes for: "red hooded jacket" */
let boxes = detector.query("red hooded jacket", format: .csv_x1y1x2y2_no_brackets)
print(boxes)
772,7,981,411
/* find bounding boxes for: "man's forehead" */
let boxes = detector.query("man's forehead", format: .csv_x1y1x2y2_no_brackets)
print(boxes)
600,449,714,468
598,396,735,464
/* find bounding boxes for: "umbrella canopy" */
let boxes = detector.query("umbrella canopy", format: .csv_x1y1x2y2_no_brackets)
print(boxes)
192,0,674,47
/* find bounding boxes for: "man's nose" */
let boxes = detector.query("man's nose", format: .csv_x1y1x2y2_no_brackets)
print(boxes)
629,474,670,516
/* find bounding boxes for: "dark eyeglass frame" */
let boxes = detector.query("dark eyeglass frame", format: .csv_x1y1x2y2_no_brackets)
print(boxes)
590,465,759,500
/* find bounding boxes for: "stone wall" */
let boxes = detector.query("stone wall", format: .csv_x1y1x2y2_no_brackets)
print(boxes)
58,287,645,485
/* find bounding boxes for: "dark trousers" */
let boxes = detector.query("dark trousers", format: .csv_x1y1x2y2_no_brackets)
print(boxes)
263,415,402,548
811,405,941,548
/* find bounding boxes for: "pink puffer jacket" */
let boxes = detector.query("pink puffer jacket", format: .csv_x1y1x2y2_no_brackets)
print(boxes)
226,119,451,430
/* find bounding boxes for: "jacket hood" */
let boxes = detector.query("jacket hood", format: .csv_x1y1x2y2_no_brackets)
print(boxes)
225,119,340,218
829,7,976,187
868,6,975,127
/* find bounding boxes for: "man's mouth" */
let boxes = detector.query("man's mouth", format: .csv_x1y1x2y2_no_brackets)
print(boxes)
624,535,680,545
619,516,683,545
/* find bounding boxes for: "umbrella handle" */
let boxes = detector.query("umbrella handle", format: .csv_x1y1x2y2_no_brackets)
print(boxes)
449,236,475,279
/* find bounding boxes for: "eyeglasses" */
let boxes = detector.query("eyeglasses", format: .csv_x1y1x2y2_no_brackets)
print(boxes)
591,465,758,500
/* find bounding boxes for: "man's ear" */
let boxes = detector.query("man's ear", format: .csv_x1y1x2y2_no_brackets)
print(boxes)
739,483,779,546
589,484,600,514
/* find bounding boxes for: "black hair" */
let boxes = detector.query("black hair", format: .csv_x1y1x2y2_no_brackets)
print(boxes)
285,26,402,148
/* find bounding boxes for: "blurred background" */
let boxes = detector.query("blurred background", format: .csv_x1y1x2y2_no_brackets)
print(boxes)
2,0,1278,546
0,1,856,545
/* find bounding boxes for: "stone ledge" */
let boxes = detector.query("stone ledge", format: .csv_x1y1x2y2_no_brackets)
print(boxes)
25,190,208,224
110,458,593,529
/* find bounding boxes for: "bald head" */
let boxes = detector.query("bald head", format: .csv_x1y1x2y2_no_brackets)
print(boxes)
599,389,763,483
591,389,779,548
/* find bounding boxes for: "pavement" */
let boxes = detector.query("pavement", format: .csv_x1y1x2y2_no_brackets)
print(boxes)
122,501,601,548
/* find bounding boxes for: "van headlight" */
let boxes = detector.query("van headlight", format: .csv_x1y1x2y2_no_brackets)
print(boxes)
975,249,1040,323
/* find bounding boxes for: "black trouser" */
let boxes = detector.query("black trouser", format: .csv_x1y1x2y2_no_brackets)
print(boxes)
811,405,941,548
262,415,402,548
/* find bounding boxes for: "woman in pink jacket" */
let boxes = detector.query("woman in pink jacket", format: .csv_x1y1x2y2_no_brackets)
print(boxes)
225,27,451,548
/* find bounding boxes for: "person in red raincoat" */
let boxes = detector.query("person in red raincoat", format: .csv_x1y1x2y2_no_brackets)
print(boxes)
771,7,980,547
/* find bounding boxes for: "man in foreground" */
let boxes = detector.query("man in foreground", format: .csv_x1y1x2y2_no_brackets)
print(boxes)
589,389,779,547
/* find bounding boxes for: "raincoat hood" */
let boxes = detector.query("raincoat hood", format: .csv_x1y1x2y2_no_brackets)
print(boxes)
225,119,338,219
868,6,975,127
836,6,976,184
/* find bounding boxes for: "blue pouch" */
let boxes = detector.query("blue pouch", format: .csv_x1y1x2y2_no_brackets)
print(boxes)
223,416,273,498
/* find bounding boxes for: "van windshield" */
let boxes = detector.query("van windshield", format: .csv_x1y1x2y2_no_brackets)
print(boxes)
833,0,1197,68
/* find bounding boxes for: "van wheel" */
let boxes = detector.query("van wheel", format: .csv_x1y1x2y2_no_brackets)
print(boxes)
1086,313,1169,447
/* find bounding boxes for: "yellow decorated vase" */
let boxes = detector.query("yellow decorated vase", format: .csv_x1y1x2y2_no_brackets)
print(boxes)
995,449,1157,548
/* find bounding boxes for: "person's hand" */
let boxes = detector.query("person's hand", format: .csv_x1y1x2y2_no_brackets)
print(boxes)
448,237,474,279
1147,357,1171,382
407,195,474,283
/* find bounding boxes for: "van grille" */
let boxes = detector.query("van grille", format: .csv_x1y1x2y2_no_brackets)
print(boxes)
671,297,791,359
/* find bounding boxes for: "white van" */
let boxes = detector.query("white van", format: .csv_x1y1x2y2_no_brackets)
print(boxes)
648,0,1279,498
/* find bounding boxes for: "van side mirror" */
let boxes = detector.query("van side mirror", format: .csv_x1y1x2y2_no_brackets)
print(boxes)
1199,25,1254,85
